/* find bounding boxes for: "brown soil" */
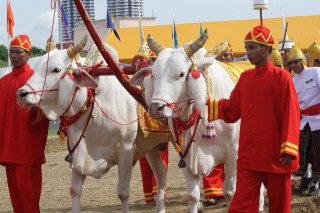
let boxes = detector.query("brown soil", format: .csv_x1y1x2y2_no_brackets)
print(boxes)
0,137,319,212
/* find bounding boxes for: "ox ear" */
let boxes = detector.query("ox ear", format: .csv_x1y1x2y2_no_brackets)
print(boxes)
74,69,98,88
193,57,214,70
130,67,152,87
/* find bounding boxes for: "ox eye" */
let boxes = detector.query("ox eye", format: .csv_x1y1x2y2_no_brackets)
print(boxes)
179,72,185,78
52,68,61,73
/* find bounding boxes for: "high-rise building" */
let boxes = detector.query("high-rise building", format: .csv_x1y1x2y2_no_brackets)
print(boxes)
59,0,95,45
107,0,143,17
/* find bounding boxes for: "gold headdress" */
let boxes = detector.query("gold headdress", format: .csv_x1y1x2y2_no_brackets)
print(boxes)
288,46,307,67
45,35,57,52
270,48,283,67
205,41,233,57
306,42,320,67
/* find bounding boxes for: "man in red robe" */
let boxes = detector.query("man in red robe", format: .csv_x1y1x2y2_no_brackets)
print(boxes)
0,34,49,212
207,25,300,213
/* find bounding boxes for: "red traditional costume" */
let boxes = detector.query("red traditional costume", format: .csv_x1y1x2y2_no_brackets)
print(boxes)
208,26,300,213
139,146,168,203
0,35,49,213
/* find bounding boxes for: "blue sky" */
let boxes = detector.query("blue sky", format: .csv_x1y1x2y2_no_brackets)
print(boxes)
0,0,319,48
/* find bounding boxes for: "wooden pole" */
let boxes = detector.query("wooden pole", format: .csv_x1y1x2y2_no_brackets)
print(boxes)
73,0,147,110
281,22,288,53
260,9,263,26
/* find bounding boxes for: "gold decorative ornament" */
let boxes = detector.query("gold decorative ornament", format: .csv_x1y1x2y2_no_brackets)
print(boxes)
81,105,88,113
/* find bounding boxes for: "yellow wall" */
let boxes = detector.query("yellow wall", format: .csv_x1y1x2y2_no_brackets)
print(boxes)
107,15,320,60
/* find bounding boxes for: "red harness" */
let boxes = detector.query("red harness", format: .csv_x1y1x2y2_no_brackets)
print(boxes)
172,110,201,168
58,87,95,159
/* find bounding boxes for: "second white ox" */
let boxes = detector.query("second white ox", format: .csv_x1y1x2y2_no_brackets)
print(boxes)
130,30,259,212
16,36,172,213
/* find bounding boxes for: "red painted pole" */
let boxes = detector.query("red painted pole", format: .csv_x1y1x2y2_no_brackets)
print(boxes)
73,0,147,110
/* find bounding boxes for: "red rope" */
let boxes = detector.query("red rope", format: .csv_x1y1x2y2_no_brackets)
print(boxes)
173,110,201,159
59,88,91,134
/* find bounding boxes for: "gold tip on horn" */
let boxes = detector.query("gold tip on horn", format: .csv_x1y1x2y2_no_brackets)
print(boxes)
147,34,165,56
184,29,209,58
67,35,88,58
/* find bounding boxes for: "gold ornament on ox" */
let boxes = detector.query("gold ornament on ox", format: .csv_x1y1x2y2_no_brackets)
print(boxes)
101,44,108,53
81,105,88,113
121,73,130,82
67,67,73,75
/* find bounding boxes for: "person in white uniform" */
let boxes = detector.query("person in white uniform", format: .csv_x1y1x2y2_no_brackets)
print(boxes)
289,46,320,196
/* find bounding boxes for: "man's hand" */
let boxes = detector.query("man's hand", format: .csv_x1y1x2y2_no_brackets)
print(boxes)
279,154,294,166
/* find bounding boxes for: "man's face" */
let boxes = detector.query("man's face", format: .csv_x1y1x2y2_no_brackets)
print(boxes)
215,51,233,62
245,42,269,67
281,48,290,65
313,59,320,67
9,47,30,69
289,59,304,74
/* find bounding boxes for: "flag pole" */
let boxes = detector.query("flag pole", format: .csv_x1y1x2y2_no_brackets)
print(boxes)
7,34,11,69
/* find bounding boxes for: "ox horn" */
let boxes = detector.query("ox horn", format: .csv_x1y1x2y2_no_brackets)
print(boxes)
184,29,209,58
45,35,57,52
67,35,88,58
147,34,165,56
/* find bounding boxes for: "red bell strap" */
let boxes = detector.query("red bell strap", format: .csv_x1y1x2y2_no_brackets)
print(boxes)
172,110,201,167
66,98,94,156
59,89,94,155
173,110,200,137
59,88,93,136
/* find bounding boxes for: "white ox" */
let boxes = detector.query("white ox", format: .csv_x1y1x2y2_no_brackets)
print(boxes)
130,31,265,212
16,36,172,213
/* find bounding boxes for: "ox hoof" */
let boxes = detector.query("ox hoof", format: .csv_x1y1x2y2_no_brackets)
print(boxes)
65,153,72,162
178,159,186,168
198,204,204,213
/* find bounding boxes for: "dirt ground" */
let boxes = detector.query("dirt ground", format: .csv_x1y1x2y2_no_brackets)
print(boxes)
0,137,320,213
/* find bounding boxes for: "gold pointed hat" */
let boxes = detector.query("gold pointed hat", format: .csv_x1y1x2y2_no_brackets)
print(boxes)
270,48,283,67
306,42,320,66
135,41,150,61
205,41,233,57
45,35,57,51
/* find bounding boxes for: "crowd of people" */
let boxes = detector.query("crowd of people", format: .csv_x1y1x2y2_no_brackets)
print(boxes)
1,22,320,212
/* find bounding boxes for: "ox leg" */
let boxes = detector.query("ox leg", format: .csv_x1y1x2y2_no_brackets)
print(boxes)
182,169,203,213
145,147,167,213
117,149,134,213
70,169,86,213
223,158,237,207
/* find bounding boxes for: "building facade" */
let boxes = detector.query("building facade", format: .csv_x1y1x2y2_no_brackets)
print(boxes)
107,0,143,17
59,0,95,45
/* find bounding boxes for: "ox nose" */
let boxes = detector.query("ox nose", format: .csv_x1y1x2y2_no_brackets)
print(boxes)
149,102,165,116
16,89,28,98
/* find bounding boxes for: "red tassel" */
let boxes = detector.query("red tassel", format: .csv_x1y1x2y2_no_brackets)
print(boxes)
191,70,201,79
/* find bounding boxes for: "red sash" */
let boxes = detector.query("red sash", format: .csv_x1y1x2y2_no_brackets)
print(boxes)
301,103,320,116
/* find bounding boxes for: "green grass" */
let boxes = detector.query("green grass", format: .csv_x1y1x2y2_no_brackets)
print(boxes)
48,129,58,137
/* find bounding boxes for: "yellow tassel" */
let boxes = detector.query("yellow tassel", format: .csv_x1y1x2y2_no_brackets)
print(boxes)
179,136,184,147
175,143,181,153
59,131,65,141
